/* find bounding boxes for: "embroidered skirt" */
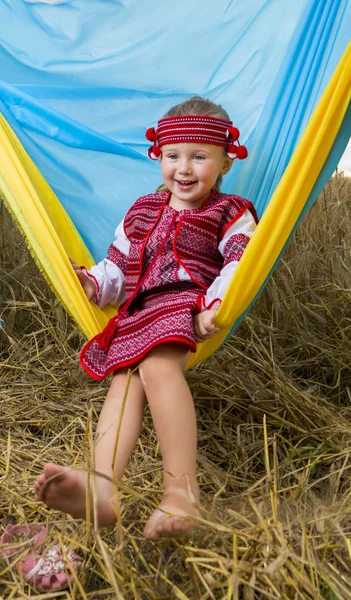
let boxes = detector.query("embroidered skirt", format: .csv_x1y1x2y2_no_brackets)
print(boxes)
80,287,203,380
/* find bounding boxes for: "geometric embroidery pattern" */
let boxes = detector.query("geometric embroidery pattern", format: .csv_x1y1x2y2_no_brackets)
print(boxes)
122,191,257,296
140,207,180,289
223,233,251,266
107,243,128,274
81,286,203,380
80,193,257,380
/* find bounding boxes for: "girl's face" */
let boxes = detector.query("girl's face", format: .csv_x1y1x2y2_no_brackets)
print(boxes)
160,143,232,209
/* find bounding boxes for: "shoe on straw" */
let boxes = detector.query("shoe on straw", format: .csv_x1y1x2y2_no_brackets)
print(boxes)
0,522,82,591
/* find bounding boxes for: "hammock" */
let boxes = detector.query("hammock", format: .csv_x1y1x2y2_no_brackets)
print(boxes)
0,0,350,369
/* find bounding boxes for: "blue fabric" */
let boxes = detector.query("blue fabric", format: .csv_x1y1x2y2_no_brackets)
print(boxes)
0,0,350,262
225,104,351,343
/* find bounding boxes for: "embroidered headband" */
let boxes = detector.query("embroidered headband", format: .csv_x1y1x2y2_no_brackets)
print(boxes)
145,115,248,161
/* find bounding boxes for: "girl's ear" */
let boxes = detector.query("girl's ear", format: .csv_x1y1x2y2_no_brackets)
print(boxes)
220,157,234,175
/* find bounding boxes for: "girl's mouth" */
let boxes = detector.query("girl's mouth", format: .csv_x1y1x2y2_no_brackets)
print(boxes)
176,180,197,187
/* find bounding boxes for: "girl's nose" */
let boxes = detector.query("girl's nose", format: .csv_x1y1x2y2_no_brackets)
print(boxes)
178,161,192,174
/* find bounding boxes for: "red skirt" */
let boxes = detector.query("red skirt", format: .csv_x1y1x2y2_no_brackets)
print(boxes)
80,287,203,380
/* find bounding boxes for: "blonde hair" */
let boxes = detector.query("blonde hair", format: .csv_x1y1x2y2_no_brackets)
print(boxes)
164,96,230,121
157,96,230,191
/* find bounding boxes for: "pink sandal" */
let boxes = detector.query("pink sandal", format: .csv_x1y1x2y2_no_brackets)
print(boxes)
0,523,82,591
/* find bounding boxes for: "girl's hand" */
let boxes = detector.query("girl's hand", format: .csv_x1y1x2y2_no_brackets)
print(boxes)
70,259,97,301
193,309,220,342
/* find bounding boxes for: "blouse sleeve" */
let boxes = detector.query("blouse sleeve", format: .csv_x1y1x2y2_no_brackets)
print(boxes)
81,219,130,309
199,209,257,311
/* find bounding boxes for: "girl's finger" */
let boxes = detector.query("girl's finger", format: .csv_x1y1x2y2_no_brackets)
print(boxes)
199,322,210,337
195,333,209,342
194,321,203,339
196,326,220,341
194,315,219,342
205,316,220,335
194,321,204,341
198,324,213,338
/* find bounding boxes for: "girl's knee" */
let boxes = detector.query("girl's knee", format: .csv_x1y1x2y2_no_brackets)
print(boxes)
108,367,142,396
139,344,189,386
139,354,173,386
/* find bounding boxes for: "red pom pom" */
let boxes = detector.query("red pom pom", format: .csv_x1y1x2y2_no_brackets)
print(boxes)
226,127,240,142
148,145,161,160
226,144,248,160
236,145,248,160
145,127,157,142
226,144,238,159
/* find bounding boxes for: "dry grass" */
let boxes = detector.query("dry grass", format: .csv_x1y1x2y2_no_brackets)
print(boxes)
0,172,350,599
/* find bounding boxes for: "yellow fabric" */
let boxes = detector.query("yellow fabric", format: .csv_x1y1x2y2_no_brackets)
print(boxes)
187,40,351,368
0,42,350,368
0,115,116,338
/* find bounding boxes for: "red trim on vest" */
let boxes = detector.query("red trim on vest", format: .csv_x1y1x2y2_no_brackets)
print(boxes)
220,204,251,240
137,203,166,287
123,192,170,298
97,207,178,352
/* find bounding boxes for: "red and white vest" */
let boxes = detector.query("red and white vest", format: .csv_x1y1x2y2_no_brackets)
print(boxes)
123,190,258,299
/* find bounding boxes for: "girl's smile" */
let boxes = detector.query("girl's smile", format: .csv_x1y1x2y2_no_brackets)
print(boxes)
161,143,232,210
176,180,196,186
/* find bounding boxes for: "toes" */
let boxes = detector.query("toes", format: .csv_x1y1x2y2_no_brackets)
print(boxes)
143,524,157,540
179,519,192,535
160,517,177,536
161,516,192,537
144,519,165,541
145,515,193,540
144,494,201,541
34,474,47,499
43,462,65,480
35,473,45,488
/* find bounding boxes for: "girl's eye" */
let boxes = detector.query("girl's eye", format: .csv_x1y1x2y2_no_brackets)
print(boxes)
194,155,205,160
167,154,178,160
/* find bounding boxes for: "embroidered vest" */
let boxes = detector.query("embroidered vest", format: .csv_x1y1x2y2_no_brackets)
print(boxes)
123,191,258,299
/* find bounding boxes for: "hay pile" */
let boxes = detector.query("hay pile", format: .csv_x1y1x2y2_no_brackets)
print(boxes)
0,173,350,599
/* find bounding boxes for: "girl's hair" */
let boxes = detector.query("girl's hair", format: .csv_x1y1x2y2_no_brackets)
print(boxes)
164,96,230,121
156,96,230,192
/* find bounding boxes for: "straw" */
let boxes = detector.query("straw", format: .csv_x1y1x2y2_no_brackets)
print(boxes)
0,172,350,598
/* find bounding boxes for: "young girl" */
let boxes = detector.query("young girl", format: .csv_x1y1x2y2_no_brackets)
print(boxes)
34,97,258,540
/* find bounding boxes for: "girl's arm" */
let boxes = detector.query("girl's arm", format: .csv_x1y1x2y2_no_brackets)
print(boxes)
77,220,130,308
194,209,256,341
199,209,257,312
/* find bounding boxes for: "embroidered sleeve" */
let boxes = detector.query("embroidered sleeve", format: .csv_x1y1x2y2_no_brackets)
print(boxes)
81,219,130,309
199,209,257,311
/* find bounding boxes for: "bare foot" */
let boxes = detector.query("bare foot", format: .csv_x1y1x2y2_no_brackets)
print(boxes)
143,478,201,541
34,463,118,527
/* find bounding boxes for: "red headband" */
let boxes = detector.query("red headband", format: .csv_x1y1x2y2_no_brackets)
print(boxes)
145,115,248,161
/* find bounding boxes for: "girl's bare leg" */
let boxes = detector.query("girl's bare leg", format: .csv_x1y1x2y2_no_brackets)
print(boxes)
34,369,146,526
139,344,201,540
